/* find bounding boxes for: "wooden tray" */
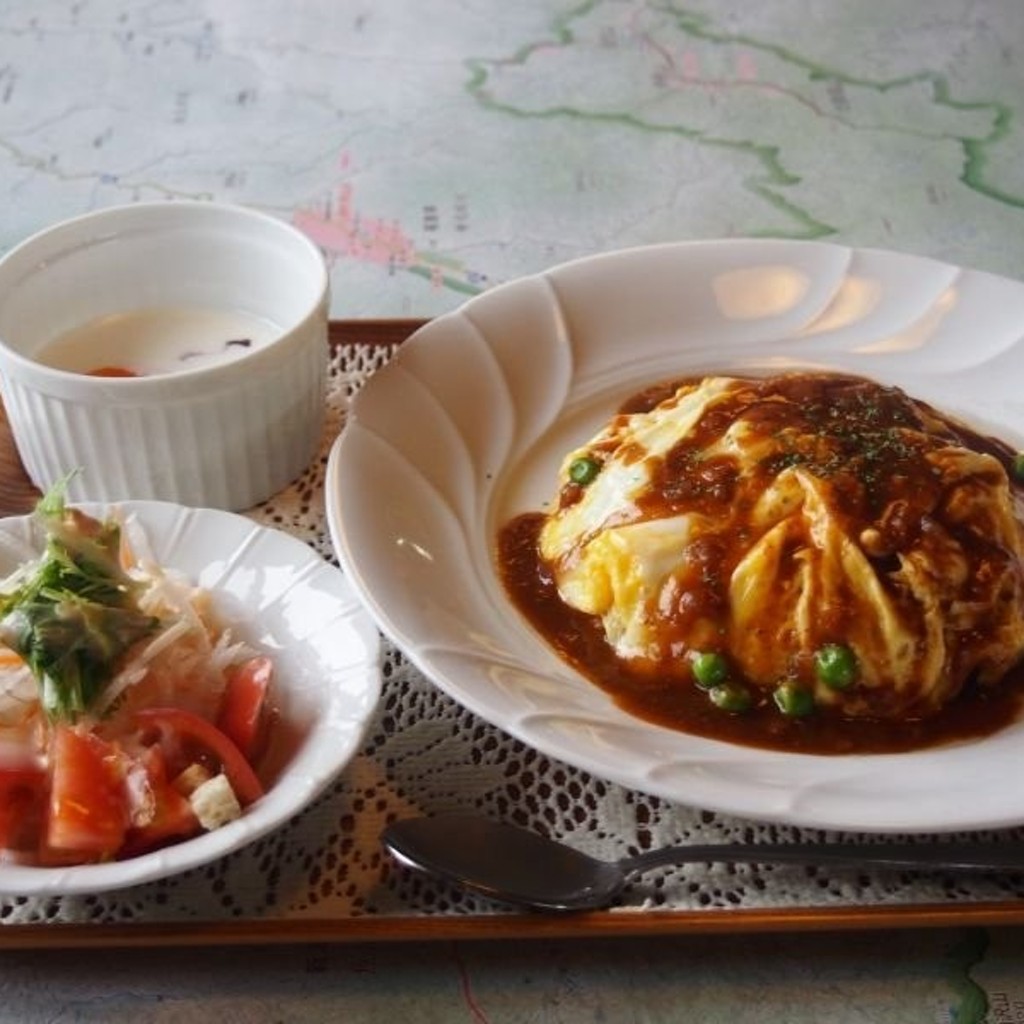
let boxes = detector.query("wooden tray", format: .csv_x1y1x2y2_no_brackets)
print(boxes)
1,319,1023,949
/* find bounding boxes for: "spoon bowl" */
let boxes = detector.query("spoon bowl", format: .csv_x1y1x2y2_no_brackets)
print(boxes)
382,814,1024,912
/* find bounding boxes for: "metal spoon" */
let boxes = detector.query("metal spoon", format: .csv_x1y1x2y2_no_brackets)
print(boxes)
382,813,1024,912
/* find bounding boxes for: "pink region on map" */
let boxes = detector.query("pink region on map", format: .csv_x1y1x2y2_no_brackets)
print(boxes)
294,183,417,268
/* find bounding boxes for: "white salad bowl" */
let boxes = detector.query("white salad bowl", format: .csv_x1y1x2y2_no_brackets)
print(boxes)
0,201,329,511
0,500,380,896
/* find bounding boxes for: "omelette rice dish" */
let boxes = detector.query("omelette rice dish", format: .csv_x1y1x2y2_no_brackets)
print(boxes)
498,372,1024,753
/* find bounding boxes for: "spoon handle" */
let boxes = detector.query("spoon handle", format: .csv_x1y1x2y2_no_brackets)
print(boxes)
621,841,1024,876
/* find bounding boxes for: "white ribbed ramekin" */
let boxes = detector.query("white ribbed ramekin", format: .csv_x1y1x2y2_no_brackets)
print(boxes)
0,201,328,510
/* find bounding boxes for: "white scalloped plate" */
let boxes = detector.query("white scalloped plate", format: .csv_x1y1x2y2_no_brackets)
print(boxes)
0,500,381,895
326,239,1024,834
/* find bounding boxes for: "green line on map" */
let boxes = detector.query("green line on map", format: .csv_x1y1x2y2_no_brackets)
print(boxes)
658,3,1023,211
943,929,990,1024
406,264,484,296
419,251,465,271
465,0,1024,239
464,0,833,239
464,65,834,239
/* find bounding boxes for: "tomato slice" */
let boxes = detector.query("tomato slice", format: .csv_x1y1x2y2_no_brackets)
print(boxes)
216,655,272,760
132,707,264,806
0,764,47,854
46,726,128,858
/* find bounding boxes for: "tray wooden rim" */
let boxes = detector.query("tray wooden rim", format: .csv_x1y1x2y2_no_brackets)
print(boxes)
1,318,1021,947
2,900,1024,950
330,317,429,346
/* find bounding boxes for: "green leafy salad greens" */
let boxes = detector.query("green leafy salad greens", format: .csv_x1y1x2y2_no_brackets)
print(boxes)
0,480,158,722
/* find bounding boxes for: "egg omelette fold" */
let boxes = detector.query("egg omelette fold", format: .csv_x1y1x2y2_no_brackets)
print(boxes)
537,373,1024,720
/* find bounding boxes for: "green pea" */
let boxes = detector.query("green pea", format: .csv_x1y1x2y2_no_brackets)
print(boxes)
708,682,752,713
568,456,601,485
692,651,729,690
773,681,815,717
814,644,858,690
1013,452,1024,482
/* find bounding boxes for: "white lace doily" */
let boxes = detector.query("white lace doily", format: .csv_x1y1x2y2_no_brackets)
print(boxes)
3,341,1024,930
